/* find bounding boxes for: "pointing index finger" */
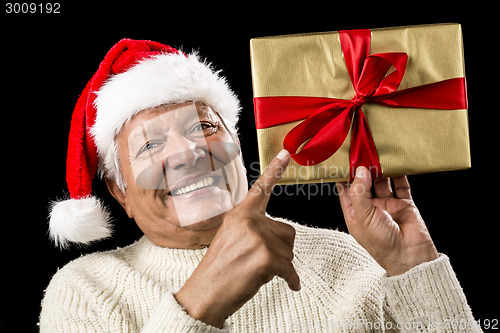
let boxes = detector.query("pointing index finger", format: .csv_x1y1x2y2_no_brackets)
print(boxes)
243,149,290,213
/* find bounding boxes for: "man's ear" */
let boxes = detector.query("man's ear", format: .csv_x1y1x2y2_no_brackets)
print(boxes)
105,178,134,219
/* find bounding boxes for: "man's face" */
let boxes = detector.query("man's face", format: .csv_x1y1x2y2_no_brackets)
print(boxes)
113,101,247,247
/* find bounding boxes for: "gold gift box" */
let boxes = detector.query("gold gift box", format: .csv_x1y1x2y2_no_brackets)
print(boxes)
250,23,470,184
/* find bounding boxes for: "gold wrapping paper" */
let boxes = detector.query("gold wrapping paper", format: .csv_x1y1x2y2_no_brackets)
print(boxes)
250,23,470,184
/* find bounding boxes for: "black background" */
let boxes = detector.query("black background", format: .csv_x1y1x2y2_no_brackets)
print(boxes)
0,2,498,332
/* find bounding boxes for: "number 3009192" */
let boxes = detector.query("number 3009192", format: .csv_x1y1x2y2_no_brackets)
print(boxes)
5,3,60,14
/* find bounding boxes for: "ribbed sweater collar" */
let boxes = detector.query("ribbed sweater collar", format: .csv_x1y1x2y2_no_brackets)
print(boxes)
126,236,208,290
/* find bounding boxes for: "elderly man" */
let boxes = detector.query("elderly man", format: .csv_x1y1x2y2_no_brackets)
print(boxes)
40,39,480,332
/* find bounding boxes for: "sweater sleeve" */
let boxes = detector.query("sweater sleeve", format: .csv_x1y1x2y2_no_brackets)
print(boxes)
140,292,229,332
383,254,482,332
40,265,229,333
39,266,118,333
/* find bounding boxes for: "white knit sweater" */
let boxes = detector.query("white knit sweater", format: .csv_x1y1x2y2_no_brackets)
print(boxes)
40,218,481,332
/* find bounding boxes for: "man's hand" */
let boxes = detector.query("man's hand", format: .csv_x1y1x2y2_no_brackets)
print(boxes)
336,166,439,276
175,149,300,328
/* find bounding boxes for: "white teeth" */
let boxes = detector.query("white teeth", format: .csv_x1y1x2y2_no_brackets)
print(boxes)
172,176,215,196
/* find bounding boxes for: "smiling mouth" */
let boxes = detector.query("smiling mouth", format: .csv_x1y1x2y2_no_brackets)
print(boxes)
170,175,220,196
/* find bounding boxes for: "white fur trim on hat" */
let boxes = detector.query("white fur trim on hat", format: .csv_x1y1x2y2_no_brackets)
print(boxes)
91,52,241,163
49,196,112,249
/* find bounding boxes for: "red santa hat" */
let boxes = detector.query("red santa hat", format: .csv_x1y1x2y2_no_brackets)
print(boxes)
49,39,241,248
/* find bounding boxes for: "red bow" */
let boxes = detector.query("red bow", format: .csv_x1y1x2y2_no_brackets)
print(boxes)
254,29,467,180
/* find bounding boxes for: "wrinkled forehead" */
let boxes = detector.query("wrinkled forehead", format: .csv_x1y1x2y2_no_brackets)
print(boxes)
126,101,218,138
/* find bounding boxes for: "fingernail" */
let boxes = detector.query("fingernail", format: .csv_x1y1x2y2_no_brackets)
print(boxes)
355,166,368,179
276,149,290,161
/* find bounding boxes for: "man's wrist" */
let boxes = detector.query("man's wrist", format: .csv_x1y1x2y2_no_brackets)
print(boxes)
175,284,227,328
386,243,439,276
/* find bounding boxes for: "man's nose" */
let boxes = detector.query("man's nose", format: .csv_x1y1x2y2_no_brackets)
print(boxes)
164,134,206,170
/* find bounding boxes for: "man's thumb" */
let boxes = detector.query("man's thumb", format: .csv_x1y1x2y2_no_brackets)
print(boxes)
349,166,374,220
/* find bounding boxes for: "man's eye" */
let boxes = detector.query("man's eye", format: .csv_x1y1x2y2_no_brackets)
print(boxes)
136,141,162,157
193,123,210,131
191,122,218,135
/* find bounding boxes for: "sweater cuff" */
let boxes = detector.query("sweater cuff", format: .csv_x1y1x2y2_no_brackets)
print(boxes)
141,292,230,333
383,254,481,332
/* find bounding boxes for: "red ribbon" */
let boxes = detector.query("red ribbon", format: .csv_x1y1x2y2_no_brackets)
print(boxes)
254,29,467,180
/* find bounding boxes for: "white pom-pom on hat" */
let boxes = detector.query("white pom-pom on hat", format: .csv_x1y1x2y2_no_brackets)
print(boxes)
49,197,112,248
49,39,240,248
